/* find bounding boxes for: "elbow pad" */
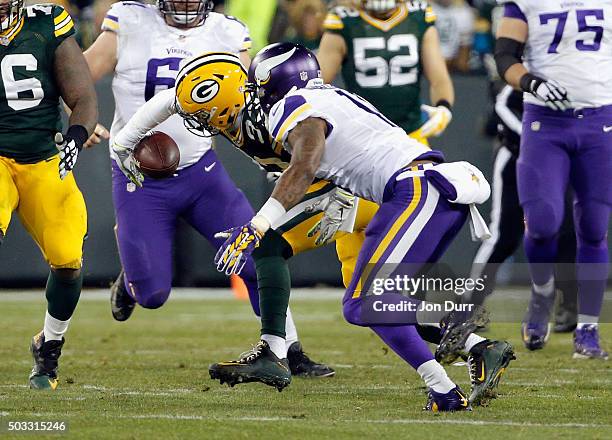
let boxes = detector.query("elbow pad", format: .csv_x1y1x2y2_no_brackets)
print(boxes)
494,37,525,79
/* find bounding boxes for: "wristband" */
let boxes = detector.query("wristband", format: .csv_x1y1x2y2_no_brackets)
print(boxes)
66,125,89,150
519,73,542,94
255,197,286,232
435,99,452,111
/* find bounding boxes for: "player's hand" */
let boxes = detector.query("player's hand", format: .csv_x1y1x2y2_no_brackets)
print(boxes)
419,104,453,138
306,188,356,246
521,75,570,111
84,123,110,149
112,141,144,187
55,132,82,180
214,222,264,275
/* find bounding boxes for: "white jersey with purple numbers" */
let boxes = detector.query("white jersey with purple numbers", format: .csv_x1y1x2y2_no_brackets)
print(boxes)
504,0,612,108
267,85,432,204
101,2,251,169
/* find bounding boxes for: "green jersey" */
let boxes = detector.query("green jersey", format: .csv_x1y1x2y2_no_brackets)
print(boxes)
324,2,436,133
0,4,75,163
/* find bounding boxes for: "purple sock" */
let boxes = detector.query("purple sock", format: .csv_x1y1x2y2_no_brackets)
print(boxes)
524,233,558,286
371,325,434,370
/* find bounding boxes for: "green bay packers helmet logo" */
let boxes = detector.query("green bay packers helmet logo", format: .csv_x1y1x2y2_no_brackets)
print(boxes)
191,79,220,104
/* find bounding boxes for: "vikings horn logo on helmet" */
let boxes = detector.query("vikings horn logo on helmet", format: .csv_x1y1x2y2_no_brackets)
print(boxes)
254,47,296,85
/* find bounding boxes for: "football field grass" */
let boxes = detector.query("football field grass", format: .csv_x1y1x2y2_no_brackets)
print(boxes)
0,289,610,439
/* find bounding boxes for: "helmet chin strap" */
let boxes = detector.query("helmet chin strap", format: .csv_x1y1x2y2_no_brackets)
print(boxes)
168,13,203,26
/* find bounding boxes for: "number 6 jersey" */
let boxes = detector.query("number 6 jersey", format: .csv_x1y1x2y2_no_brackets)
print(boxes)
102,1,251,169
0,4,75,163
504,0,612,108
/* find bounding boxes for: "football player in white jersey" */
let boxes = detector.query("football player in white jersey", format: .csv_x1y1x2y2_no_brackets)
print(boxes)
208,43,514,411
495,0,611,359
81,0,332,375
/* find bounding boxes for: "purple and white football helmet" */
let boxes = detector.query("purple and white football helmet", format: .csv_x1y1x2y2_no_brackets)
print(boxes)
247,42,322,114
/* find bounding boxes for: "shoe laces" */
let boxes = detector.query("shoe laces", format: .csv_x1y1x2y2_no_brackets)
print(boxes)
239,341,266,363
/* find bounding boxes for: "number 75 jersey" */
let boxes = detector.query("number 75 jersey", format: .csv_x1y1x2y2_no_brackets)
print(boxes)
323,2,436,133
507,0,612,108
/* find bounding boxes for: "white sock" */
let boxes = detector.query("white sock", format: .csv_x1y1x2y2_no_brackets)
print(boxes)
284,307,299,349
577,315,598,328
417,359,455,394
533,277,555,297
43,311,70,341
261,334,287,359
464,333,487,353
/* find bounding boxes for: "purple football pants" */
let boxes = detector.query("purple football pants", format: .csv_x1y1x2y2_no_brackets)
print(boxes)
112,150,259,311
519,104,611,318
343,167,468,369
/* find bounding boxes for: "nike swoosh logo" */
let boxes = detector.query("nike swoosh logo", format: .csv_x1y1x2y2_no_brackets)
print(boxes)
603,125,612,133
204,162,216,172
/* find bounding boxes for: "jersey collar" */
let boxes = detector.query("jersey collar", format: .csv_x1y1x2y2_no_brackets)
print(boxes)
359,3,408,32
0,16,24,46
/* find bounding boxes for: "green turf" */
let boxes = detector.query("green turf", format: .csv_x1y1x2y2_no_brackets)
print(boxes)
0,293,610,439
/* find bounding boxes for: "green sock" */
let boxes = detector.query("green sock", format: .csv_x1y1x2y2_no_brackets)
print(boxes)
255,256,291,338
45,269,83,321
253,231,292,338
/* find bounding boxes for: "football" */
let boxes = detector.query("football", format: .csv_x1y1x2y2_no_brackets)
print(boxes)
133,131,180,179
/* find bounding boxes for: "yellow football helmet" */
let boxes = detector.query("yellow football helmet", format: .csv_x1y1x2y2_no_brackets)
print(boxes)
175,52,248,136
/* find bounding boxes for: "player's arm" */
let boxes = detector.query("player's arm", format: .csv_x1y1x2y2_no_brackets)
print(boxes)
269,117,327,211
53,35,98,179
54,36,98,136
112,88,178,187
213,117,327,276
419,26,453,138
495,5,570,110
83,30,118,82
318,32,347,84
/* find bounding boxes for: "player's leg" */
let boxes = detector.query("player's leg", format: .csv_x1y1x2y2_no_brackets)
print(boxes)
209,180,337,387
517,106,570,350
570,114,611,359
553,191,578,333
342,173,472,411
0,157,19,247
112,165,175,312
12,156,87,390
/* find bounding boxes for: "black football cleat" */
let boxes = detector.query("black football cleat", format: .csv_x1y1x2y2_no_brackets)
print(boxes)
209,340,291,392
287,341,335,378
29,331,64,390
110,270,135,322
435,307,490,364
467,340,516,405
424,386,472,412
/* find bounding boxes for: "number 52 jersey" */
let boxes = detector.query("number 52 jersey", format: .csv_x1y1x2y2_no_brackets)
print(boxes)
0,4,75,163
103,1,251,170
505,0,612,108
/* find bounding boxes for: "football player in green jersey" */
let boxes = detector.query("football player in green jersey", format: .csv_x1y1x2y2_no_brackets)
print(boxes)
0,0,97,389
317,0,453,144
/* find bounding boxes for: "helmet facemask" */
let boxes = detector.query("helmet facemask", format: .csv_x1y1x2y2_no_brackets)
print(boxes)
158,0,213,27
0,0,24,34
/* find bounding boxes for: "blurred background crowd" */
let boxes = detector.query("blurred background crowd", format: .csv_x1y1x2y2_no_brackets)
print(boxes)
39,0,499,75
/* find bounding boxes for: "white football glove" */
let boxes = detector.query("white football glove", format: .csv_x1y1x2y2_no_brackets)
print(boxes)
305,188,356,246
112,141,144,187
55,132,82,180
528,78,571,111
418,104,453,138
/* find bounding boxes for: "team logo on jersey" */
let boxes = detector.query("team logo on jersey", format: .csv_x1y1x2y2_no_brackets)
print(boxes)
531,121,541,132
191,79,220,104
